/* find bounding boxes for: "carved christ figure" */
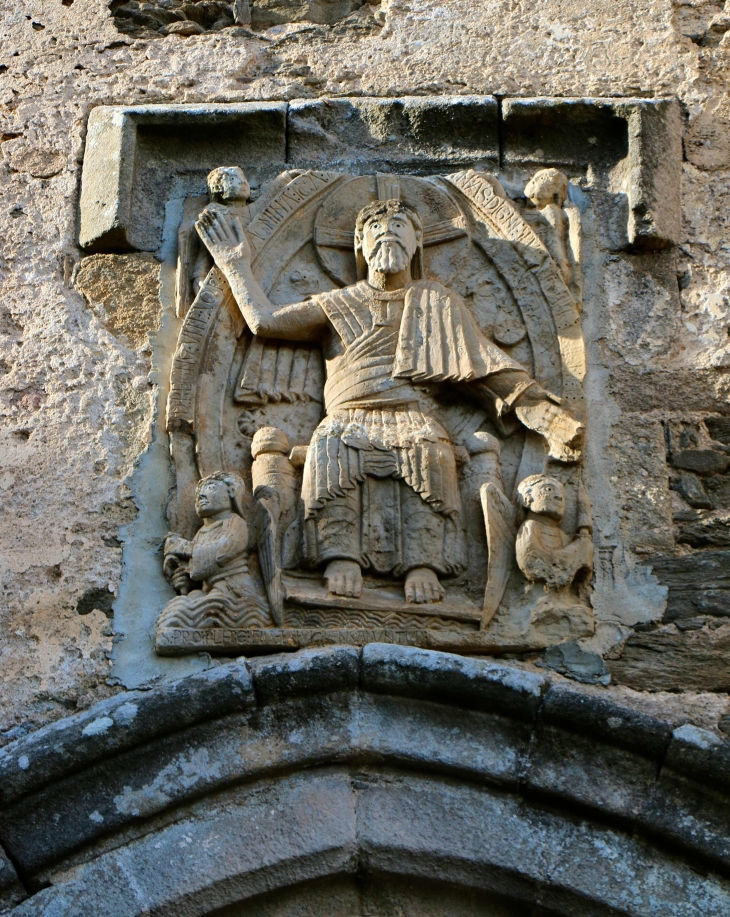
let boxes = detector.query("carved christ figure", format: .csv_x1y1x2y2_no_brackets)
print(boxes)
196,199,583,605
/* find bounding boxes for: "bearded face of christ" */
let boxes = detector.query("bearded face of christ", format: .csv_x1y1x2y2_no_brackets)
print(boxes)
360,210,420,276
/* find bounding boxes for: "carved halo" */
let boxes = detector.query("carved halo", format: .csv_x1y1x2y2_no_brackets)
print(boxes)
313,173,471,287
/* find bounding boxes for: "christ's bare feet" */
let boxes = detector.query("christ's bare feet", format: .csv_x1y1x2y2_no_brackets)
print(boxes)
405,567,445,604
324,559,363,598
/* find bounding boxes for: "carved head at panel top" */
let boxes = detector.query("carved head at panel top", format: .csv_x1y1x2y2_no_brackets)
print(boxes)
207,166,251,204
524,168,568,209
517,474,566,521
195,471,247,520
354,199,424,281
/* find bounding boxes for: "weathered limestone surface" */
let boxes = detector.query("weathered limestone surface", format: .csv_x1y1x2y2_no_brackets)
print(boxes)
2,0,730,828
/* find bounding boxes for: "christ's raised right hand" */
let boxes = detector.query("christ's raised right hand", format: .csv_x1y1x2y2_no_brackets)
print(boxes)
196,205,251,269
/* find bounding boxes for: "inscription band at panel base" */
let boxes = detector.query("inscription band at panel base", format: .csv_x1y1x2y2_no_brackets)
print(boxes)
158,164,595,658
155,624,593,655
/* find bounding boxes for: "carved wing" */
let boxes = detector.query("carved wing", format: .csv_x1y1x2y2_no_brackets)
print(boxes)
175,194,208,320
480,482,517,627
254,492,284,626
235,338,324,407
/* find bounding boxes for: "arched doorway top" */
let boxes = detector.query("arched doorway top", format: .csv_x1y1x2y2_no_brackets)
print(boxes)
1,645,729,916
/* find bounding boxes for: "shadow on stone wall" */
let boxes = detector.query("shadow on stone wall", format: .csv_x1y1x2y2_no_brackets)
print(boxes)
109,0,378,37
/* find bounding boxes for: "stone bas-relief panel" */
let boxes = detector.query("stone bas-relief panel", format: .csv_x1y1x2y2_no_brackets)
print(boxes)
155,163,592,656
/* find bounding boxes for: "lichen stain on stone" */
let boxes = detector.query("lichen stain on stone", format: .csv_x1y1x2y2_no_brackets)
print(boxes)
114,701,139,725
75,254,162,350
82,715,114,736
113,748,222,817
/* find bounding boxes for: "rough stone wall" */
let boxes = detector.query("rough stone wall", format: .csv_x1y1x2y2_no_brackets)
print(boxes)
1,0,729,741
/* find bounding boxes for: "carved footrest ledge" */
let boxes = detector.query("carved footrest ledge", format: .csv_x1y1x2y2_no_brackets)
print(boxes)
155,575,593,655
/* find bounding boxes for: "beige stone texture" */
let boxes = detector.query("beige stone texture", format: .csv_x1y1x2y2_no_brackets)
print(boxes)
2,0,730,739
75,253,161,349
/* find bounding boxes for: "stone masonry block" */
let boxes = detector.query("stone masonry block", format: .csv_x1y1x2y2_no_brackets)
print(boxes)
664,723,730,788
502,97,630,169
248,645,360,705
0,697,358,879
0,661,254,806
527,714,730,873
6,774,357,917
361,643,548,721
645,767,730,873
357,694,531,788
540,682,672,757
618,98,682,251
649,725,730,870
358,776,730,917
650,550,730,623
287,96,499,171
79,103,287,252
526,723,666,838
503,97,681,250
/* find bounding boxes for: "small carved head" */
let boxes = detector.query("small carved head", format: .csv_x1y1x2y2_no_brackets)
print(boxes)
524,168,568,209
354,199,423,280
207,167,250,204
195,472,246,519
517,474,565,521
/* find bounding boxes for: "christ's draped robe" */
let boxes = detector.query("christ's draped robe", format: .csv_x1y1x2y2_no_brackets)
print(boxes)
299,278,525,578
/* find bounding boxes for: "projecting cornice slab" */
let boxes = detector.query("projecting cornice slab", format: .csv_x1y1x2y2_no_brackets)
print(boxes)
78,96,680,254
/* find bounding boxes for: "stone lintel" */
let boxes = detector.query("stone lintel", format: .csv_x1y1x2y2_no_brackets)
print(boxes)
78,96,680,255
286,95,500,171
503,96,681,250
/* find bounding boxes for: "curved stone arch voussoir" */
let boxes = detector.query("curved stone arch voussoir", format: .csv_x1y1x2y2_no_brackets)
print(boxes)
2,646,730,916
8,768,728,917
